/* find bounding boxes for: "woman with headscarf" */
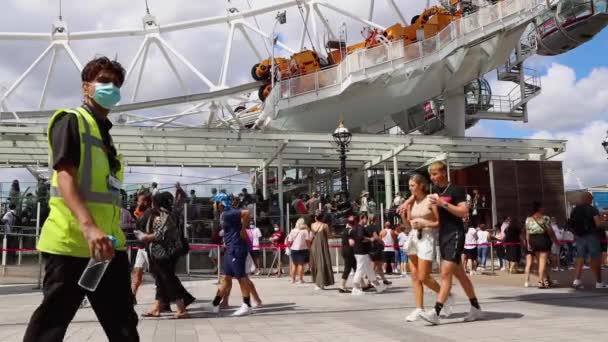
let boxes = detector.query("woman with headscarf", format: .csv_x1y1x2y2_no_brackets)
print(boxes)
137,192,195,318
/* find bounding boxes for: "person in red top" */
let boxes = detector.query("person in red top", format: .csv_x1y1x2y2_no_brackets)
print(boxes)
293,194,308,216
270,224,285,275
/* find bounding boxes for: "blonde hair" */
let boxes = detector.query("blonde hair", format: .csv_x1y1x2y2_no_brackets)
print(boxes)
295,218,308,230
427,161,447,174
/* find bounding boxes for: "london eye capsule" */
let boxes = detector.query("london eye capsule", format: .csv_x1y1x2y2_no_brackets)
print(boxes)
536,0,608,56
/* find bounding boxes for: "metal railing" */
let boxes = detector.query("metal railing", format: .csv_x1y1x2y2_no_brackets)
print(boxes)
276,0,544,100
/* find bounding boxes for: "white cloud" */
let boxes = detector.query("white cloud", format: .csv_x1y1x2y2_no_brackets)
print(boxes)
521,63,608,131
529,121,608,189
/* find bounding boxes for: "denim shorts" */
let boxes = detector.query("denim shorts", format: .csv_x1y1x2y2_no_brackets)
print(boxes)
575,233,602,260
394,248,408,264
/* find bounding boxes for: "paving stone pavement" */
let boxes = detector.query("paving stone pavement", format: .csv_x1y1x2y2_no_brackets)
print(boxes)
1,270,607,341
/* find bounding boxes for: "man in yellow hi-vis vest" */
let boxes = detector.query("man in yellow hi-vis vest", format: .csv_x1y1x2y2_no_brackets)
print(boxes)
24,57,139,341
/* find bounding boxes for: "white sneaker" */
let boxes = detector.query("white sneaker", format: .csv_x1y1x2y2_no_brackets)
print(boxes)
232,303,252,317
552,267,559,272
573,279,584,289
405,308,423,322
375,282,387,294
314,286,323,291
443,295,455,318
463,306,484,322
295,280,304,286
524,281,530,288
500,267,506,271
208,304,220,314
351,288,365,296
595,282,608,289
418,310,440,325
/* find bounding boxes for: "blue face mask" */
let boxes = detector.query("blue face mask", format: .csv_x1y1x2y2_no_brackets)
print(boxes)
91,82,121,109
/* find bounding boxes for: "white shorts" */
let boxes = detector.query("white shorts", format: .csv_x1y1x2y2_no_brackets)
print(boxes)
134,249,149,271
405,229,437,261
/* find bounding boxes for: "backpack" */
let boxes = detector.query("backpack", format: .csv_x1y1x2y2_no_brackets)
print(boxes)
148,209,190,260
568,205,596,236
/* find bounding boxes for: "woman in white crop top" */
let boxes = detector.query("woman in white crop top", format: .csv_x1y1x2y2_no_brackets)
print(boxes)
402,174,449,322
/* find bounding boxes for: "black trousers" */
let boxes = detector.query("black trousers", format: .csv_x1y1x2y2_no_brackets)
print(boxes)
342,254,356,280
24,252,139,342
149,255,194,303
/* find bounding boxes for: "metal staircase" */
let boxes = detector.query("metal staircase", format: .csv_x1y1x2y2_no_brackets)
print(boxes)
467,35,542,122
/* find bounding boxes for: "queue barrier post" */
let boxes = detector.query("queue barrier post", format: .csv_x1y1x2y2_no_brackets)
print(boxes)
216,244,221,284
17,233,23,265
36,202,42,289
1,231,6,274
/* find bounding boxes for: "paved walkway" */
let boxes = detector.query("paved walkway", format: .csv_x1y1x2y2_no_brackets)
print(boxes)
0,270,607,341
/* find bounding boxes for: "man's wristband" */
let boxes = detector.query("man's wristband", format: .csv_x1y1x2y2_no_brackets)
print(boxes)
442,202,449,209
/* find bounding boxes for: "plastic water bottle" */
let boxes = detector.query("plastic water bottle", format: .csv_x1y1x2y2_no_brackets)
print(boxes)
78,236,118,292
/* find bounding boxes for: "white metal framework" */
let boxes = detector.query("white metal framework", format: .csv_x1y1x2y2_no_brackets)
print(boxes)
0,125,565,169
0,0,554,133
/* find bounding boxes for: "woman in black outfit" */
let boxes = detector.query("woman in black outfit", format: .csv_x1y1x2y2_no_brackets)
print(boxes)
503,219,522,273
138,192,195,318
339,216,357,293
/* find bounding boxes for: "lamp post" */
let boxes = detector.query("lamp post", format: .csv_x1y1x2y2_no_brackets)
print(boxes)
602,130,608,158
333,121,352,195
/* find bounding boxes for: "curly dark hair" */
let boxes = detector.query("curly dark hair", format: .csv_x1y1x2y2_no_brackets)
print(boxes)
81,56,126,86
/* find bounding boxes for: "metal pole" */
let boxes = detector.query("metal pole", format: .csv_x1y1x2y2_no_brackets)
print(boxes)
262,246,267,274
380,203,385,228
340,145,348,194
278,155,284,231
36,202,42,289
1,231,6,269
17,234,22,266
488,160,498,275
262,167,268,200
286,202,291,233
184,204,190,276
216,244,221,283
393,156,399,196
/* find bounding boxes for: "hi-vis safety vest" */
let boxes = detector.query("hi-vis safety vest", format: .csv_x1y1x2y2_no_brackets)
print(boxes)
37,106,126,258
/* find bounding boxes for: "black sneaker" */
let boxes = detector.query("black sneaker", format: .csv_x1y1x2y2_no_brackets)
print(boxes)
338,288,351,293
383,280,392,286
362,285,374,292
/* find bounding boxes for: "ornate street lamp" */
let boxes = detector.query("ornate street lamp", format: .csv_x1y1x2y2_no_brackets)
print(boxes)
333,121,352,195
602,130,608,157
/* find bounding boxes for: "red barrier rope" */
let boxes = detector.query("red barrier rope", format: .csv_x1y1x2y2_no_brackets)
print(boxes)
2,240,607,252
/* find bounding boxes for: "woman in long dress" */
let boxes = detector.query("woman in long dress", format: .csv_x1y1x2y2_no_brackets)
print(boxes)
310,211,335,290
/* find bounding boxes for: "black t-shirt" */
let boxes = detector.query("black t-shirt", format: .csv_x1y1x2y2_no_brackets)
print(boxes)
433,184,466,236
352,224,373,255
50,107,118,174
341,226,354,257
569,204,599,236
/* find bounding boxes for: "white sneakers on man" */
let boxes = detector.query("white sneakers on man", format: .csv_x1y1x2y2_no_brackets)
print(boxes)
232,304,252,317
419,306,483,325
595,282,608,289
405,308,423,322
463,306,484,322
572,279,584,289
418,310,441,325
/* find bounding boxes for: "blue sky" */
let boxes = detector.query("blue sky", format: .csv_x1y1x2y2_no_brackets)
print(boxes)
475,28,608,140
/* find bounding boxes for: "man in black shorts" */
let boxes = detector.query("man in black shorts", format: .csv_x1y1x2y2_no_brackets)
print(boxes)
419,161,483,324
